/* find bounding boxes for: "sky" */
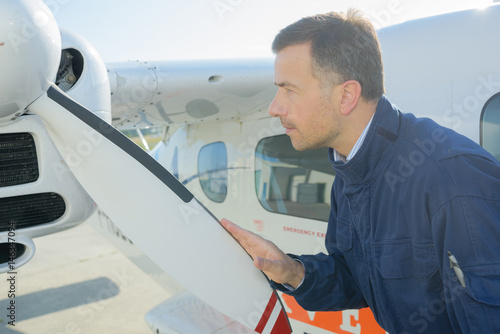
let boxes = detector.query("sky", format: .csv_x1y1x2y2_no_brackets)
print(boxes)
42,0,494,63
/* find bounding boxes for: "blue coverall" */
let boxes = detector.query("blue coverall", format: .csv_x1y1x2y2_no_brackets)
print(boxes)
274,96,500,333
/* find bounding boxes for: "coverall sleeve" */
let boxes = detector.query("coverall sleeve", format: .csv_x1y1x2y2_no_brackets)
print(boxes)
432,155,500,333
271,251,367,311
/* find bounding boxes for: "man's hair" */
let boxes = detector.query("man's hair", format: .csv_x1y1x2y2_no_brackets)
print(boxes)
272,9,385,102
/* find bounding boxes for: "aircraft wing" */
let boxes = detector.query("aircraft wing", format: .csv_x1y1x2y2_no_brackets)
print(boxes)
107,58,276,129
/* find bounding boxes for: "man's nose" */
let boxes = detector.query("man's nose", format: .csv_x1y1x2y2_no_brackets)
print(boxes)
268,93,285,118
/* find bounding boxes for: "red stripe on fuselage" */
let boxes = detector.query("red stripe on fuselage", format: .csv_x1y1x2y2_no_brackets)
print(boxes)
255,293,278,333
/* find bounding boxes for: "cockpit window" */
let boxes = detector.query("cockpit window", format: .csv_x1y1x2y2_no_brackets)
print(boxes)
481,93,500,162
198,142,228,203
255,135,335,222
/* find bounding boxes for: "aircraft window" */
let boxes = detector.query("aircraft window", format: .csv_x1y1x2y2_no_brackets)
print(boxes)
198,142,228,203
255,135,335,222
481,93,500,162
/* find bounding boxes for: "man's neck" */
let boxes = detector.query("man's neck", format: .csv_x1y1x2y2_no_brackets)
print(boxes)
333,101,377,158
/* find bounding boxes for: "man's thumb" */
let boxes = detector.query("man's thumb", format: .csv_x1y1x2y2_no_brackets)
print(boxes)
254,257,265,270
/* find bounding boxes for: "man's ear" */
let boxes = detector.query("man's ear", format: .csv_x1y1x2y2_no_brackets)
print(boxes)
339,80,361,116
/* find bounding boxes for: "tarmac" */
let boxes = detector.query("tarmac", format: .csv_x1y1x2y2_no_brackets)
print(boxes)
0,222,172,333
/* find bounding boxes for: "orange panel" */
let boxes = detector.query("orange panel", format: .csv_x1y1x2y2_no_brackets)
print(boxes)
282,294,386,333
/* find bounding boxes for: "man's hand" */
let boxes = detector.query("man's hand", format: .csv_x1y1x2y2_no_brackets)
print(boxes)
221,218,305,289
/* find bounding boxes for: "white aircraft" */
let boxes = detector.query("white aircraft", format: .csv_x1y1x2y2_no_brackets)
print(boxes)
1,0,499,333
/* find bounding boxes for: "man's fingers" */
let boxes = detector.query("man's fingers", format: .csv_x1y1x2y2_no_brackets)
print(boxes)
220,218,246,237
220,218,236,234
221,218,248,243
221,218,263,261
221,218,262,249
221,218,304,287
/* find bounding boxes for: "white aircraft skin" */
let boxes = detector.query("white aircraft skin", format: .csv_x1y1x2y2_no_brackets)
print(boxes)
1,1,500,333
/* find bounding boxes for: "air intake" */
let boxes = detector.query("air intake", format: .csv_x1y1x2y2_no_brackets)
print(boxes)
0,133,39,187
0,193,66,232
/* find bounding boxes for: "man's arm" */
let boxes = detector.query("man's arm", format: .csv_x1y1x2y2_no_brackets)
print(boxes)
432,195,500,333
432,154,500,333
221,218,367,311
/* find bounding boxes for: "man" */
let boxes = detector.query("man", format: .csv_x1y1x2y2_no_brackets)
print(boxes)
222,9,500,334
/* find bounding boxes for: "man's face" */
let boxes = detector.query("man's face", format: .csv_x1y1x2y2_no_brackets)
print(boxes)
269,43,343,151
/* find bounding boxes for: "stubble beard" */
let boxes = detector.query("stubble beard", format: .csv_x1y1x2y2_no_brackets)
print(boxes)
286,101,342,152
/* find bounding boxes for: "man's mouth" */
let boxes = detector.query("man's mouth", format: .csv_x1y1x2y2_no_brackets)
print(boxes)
281,121,296,134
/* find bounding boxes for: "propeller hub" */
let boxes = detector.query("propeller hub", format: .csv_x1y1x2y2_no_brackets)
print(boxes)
0,0,61,122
